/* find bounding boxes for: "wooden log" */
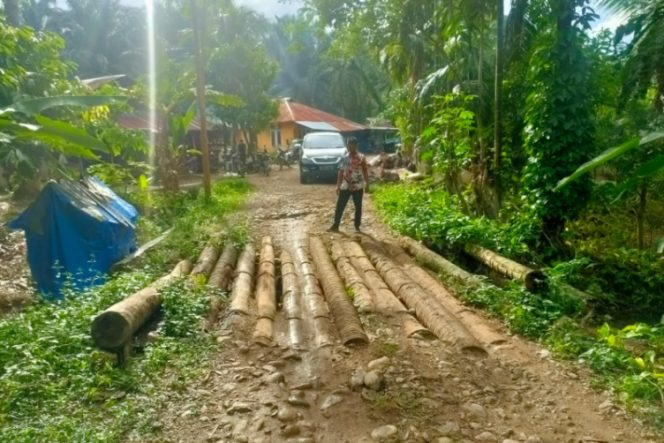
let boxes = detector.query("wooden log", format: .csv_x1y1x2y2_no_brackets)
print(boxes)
362,240,485,355
398,236,483,288
464,244,547,291
287,318,305,350
330,240,375,313
293,244,336,348
384,242,506,345
344,241,408,314
310,236,368,346
255,236,276,320
205,242,239,331
229,243,256,315
91,259,192,351
281,250,302,320
253,317,273,346
208,242,238,291
190,242,220,281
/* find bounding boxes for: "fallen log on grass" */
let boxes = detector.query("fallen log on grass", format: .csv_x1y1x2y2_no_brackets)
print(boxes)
294,244,335,348
91,259,192,351
229,243,256,315
329,241,375,313
398,236,484,288
463,244,547,291
190,241,220,282
281,250,304,349
384,241,505,345
253,237,276,345
343,240,430,338
362,240,485,355
310,236,368,346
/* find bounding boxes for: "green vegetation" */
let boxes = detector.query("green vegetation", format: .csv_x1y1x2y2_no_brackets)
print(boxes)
0,180,251,442
373,181,664,425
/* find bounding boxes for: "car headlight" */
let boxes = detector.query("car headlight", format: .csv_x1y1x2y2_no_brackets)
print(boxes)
301,156,314,165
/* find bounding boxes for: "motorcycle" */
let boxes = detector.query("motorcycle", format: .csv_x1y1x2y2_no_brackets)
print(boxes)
257,152,270,176
275,148,292,170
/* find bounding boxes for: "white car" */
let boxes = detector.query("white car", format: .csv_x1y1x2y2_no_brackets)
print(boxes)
299,132,347,184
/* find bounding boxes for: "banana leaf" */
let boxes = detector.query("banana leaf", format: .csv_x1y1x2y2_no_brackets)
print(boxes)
555,132,664,190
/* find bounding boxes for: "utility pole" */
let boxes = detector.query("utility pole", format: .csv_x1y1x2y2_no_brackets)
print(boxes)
191,0,212,200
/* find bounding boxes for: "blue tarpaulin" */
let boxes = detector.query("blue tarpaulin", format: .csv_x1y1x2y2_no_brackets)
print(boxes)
9,177,138,299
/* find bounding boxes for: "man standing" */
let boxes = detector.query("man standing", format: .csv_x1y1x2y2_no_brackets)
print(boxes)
329,137,369,232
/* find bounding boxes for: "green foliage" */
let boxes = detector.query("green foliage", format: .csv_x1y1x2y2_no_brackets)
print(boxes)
0,179,250,441
522,0,597,242
372,182,539,258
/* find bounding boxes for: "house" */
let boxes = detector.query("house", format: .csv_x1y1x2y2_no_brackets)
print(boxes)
256,98,367,152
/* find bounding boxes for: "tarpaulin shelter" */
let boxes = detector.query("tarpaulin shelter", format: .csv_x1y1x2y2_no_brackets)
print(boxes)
9,177,138,299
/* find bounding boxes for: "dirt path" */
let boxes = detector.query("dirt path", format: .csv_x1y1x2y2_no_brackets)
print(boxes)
155,167,657,443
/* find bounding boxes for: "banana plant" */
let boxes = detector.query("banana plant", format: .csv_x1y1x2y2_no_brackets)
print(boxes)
0,95,126,193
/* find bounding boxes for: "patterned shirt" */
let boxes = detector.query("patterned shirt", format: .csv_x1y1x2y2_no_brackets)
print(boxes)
339,153,366,191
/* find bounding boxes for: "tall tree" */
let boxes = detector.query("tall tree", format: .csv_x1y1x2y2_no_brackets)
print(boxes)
523,0,598,253
191,0,211,199
494,0,505,207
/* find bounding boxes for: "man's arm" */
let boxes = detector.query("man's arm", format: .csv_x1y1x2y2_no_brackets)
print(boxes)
336,169,343,195
362,158,369,192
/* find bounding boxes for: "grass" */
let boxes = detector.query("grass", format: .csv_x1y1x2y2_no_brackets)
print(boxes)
0,179,251,442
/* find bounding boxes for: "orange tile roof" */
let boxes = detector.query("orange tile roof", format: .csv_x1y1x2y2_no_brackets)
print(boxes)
276,99,365,133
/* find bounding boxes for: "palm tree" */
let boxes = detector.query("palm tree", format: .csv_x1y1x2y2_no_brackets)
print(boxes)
1,0,21,26
598,0,664,111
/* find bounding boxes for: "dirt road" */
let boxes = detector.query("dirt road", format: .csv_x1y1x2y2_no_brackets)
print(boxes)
156,167,656,443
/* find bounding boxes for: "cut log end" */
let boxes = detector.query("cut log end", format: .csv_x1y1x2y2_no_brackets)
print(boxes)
525,271,548,292
91,312,131,351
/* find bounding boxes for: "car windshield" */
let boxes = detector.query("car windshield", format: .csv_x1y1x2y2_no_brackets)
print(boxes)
303,134,344,149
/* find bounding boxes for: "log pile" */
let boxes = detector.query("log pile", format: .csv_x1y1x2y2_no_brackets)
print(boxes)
329,241,374,313
91,259,192,353
344,240,430,338
310,236,368,346
362,240,485,355
253,237,276,346
384,242,505,345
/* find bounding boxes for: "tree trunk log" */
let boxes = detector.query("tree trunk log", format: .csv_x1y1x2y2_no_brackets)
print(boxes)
330,240,375,313
310,236,368,346
463,244,546,291
190,242,220,281
229,243,256,315
293,244,335,348
398,237,483,288
281,250,304,349
362,240,485,355
384,242,505,345
91,259,192,351
208,242,238,291
255,236,276,320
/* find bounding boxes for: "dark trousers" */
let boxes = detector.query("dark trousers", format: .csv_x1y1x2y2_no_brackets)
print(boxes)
332,189,364,229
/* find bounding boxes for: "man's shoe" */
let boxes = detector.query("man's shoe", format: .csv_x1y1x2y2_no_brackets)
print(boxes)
327,226,339,233
354,226,361,232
